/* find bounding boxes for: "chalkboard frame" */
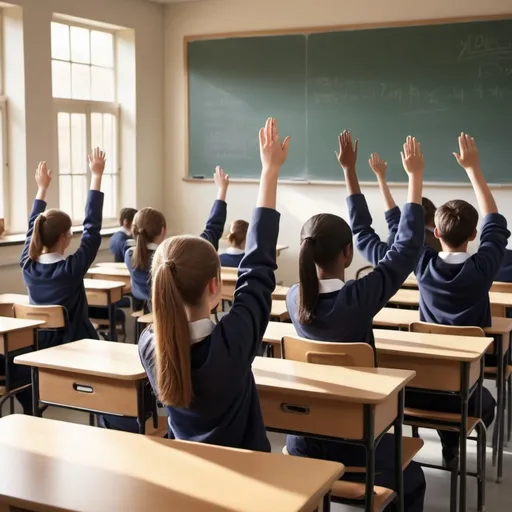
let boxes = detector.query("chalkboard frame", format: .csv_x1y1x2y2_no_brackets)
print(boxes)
184,13,512,186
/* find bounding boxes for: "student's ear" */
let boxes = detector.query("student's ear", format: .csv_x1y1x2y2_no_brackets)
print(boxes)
434,227,441,240
469,229,477,242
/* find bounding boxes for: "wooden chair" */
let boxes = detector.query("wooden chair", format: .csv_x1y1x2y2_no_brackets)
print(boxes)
408,322,486,512
280,336,422,512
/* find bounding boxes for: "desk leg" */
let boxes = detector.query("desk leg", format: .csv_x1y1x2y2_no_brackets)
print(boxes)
322,491,331,512
497,337,505,483
109,301,118,342
364,404,375,512
394,389,404,512
137,381,146,434
459,362,470,512
31,368,40,417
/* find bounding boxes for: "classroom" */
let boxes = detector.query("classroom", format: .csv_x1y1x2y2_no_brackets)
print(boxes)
0,0,511,511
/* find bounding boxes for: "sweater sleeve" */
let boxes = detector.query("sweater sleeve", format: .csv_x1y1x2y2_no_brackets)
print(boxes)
20,199,47,267
66,190,104,277
349,194,391,266
199,200,227,251
385,206,401,247
471,213,510,286
355,201,424,317
217,207,279,363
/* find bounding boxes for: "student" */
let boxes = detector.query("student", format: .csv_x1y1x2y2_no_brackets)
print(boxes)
286,132,426,512
138,117,289,448
220,219,249,268
369,153,441,251
363,134,508,465
495,245,512,283
109,207,137,262
125,167,230,310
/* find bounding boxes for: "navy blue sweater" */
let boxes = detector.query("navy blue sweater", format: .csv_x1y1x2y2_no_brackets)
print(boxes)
109,230,131,262
384,211,510,328
138,207,279,451
495,249,512,282
126,199,227,303
287,195,424,349
21,191,104,348
219,251,244,268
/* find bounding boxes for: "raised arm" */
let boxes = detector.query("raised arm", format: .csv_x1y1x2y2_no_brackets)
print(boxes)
199,166,228,250
67,148,105,275
220,117,290,363
21,162,52,266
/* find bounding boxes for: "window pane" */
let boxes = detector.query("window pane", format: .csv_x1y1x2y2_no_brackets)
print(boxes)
102,175,114,218
91,30,114,68
70,26,90,64
70,114,86,174
72,176,87,221
57,113,71,175
71,63,91,100
103,114,116,173
51,22,70,61
90,113,103,149
59,175,72,215
91,66,114,102
52,61,71,98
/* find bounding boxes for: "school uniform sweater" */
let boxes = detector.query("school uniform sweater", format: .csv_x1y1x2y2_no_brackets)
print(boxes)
383,211,510,328
495,249,512,282
126,199,227,303
219,248,245,268
109,229,133,263
21,191,104,349
286,195,424,349
139,207,279,451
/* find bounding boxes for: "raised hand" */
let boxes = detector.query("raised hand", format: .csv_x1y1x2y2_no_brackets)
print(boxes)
336,130,358,172
213,166,229,201
400,136,424,176
369,153,387,179
453,133,480,171
88,147,106,176
35,161,52,191
259,117,291,173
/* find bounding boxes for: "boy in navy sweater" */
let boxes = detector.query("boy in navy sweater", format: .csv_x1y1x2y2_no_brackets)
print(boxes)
362,134,508,464
109,207,137,262
286,132,426,512
138,117,288,450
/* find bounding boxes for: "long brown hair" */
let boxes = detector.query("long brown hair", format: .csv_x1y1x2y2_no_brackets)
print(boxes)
151,235,220,408
28,209,72,260
228,220,249,248
132,208,166,270
298,214,353,324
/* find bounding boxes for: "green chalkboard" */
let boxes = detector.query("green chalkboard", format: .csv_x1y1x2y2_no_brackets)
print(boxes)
188,19,512,182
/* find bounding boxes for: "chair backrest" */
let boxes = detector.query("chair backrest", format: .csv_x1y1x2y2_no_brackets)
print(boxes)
281,336,375,368
13,304,68,329
355,265,373,280
409,321,485,337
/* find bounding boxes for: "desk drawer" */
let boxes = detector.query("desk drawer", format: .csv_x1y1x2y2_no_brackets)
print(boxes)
38,369,139,416
0,329,35,355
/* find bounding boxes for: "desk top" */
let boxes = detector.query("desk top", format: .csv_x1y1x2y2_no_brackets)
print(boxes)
95,262,128,270
253,356,415,404
87,267,130,278
0,415,343,512
374,328,493,362
0,317,44,334
0,293,29,305
83,278,125,291
263,321,299,344
14,339,146,380
270,301,289,319
373,308,512,336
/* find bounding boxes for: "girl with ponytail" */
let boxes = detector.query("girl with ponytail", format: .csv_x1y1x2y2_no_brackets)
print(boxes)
220,219,249,268
138,117,289,450
125,167,230,311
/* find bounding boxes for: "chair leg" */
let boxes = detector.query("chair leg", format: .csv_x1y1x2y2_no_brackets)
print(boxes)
507,375,512,443
89,413,95,427
412,426,419,438
476,422,486,512
9,396,14,415
450,456,458,512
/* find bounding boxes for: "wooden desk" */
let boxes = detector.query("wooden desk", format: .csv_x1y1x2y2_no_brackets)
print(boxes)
0,415,343,512
263,321,298,357
276,244,289,257
86,267,131,294
253,356,415,512
14,340,151,433
0,294,29,318
96,262,128,270
270,300,290,322
220,272,290,301
84,279,125,341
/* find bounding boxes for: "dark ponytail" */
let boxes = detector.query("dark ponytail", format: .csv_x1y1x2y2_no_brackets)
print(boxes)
132,208,167,270
298,238,319,324
28,209,72,261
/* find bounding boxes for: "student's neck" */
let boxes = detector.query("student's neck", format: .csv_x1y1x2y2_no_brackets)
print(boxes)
46,244,65,255
318,269,345,282
440,241,469,253
185,305,212,323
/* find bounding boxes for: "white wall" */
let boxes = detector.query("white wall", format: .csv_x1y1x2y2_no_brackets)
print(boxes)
0,0,164,292
164,0,512,285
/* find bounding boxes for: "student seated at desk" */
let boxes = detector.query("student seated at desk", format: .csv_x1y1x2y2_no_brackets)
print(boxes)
138,117,287,450
219,219,248,268
362,134,507,465
285,132,426,512
109,207,137,262
495,244,512,284
125,167,229,312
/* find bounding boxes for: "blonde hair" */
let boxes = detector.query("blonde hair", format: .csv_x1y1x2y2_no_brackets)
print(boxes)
132,208,166,270
29,209,72,260
151,235,220,408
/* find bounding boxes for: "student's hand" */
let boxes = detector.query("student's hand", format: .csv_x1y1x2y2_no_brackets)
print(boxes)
35,161,52,201
400,136,424,176
453,133,480,172
369,153,387,180
259,117,291,174
88,147,106,176
214,166,229,201
336,130,358,173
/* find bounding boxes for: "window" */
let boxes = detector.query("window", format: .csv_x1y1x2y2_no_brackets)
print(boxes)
0,10,7,232
51,21,119,222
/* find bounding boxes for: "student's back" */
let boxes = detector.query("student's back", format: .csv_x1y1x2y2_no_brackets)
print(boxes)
495,248,512,283
219,219,249,268
109,208,137,262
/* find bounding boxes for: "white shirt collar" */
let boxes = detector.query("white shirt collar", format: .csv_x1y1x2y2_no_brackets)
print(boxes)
438,252,471,264
147,243,159,251
38,252,65,264
318,279,345,294
189,318,215,344
226,247,244,255
121,227,132,236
